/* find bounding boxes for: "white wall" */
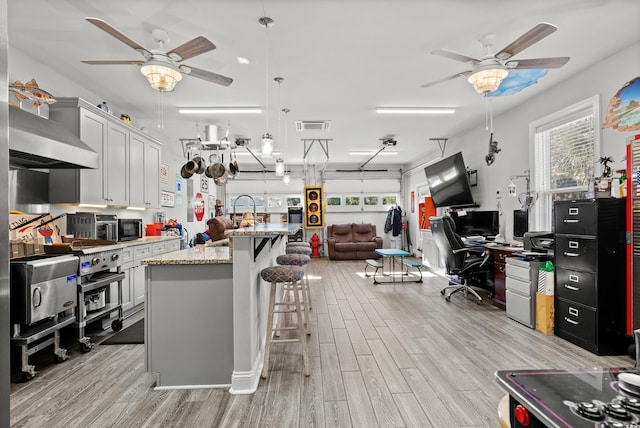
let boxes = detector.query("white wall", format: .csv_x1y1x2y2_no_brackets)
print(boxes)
404,40,640,246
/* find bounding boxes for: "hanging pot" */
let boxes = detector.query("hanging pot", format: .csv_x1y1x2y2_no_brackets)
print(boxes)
227,151,239,177
214,174,228,186
180,163,194,179
191,156,206,174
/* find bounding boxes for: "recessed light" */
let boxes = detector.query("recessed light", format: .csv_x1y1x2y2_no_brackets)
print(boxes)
178,107,262,114
375,107,455,114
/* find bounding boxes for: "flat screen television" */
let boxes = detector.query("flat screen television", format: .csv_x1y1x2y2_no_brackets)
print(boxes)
424,152,474,208
450,210,500,237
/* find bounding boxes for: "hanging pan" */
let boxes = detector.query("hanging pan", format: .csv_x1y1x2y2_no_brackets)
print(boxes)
205,153,226,178
214,173,228,186
227,151,239,177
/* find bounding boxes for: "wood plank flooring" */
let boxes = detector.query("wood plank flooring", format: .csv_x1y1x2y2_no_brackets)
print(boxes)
10,257,632,427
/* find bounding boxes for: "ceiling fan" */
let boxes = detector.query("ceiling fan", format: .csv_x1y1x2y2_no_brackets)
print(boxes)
422,22,569,94
81,17,233,91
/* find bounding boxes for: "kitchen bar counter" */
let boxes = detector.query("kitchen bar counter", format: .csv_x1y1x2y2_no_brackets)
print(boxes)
141,223,301,392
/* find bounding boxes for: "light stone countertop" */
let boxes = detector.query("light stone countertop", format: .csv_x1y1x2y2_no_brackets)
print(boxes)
141,245,231,265
224,222,302,237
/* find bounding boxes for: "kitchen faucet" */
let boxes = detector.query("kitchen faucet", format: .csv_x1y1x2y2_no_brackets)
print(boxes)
232,194,257,228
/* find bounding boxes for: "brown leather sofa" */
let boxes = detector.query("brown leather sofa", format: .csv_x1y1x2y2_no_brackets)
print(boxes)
207,216,234,242
327,223,383,260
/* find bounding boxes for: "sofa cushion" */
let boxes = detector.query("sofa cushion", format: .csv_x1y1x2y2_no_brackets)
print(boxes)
334,242,358,252
331,224,353,243
354,242,378,252
352,223,375,242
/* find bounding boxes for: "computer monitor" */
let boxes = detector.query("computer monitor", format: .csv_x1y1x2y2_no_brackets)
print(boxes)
513,210,529,240
450,210,499,237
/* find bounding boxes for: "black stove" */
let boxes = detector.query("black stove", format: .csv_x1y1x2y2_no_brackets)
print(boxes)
496,368,640,427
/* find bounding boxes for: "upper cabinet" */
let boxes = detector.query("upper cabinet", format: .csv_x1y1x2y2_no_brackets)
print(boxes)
48,98,162,208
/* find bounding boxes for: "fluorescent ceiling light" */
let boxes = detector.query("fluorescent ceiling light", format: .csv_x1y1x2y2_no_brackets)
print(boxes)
126,206,146,211
179,107,262,114
349,151,399,156
375,107,455,114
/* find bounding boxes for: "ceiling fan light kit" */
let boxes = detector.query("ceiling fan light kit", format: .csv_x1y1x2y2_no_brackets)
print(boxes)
467,65,509,94
140,63,182,92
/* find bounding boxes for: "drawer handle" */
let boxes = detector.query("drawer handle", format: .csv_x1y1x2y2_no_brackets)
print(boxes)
564,317,580,325
564,284,580,291
563,219,580,223
563,252,580,257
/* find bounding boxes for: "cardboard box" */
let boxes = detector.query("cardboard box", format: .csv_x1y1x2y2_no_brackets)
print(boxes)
9,213,62,245
536,293,555,335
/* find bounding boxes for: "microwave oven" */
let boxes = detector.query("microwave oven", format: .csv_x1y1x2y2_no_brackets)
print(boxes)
118,219,143,241
68,213,118,241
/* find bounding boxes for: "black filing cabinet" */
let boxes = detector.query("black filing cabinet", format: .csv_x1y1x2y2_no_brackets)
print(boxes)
553,198,626,355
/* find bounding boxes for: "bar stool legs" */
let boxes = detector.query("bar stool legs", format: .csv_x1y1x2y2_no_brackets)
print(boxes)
260,265,309,379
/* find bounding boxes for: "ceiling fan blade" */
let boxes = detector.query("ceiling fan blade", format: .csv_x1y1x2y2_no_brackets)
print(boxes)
496,22,557,60
166,36,216,62
421,71,471,88
506,57,570,69
81,60,145,65
432,49,480,65
179,65,233,87
85,17,151,57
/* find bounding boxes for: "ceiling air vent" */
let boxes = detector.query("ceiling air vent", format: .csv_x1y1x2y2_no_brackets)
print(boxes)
295,120,331,132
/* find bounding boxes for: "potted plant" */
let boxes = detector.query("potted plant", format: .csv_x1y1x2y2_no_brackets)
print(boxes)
595,156,613,196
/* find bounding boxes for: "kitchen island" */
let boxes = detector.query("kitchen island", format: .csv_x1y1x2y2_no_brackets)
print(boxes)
142,223,302,393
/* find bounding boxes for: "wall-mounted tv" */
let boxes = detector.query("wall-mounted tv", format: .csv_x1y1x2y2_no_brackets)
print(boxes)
424,152,475,208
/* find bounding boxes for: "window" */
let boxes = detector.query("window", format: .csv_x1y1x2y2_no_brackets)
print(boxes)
530,96,600,230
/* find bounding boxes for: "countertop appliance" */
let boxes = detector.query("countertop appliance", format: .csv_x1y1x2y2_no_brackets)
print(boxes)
9,253,79,380
496,367,639,427
67,212,118,242
118,218,143,241
523,231,554,253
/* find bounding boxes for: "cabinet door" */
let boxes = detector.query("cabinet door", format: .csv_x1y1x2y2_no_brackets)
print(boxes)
76,109,107,205
133,264,146,307
121,265,134,313
106,122,129,206
144,141,161,208
129,133,146,207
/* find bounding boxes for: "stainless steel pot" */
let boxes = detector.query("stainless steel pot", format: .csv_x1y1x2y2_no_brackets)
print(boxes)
85,287,106,312
191,156,206,174
214,174,228,186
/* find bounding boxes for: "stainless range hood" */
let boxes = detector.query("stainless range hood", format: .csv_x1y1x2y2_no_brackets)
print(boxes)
9,107,99,169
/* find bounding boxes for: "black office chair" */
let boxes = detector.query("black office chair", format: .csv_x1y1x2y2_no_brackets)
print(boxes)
429,215,493,304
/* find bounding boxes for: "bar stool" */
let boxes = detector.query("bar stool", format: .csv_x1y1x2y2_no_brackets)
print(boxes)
276,253,312,321
260,265,310,379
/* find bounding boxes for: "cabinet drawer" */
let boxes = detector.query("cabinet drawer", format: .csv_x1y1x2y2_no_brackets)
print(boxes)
134,244,152,261
494,250,510,264
120,246,134,264
554,235,596,271
152,242,168,256
167,239,181,252
506,289,534,328
555,268,596,307
554,201,597,235
506,276,532,296
505,262,529,282
555,297,596,345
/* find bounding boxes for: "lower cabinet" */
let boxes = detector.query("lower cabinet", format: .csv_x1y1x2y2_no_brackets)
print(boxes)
420,229,444,275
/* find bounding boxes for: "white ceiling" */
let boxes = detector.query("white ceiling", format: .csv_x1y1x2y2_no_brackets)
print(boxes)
7,0,640,169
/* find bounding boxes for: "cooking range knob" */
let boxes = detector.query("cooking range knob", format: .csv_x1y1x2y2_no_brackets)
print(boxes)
92,257,101,265
619,396,640,413
576,402,605,421
111,253,119,261
604,402,631,420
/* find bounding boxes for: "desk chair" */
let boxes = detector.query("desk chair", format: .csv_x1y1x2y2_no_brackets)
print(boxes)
429,215,493,304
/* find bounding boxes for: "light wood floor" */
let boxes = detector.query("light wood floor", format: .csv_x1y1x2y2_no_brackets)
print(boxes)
10,257,631,427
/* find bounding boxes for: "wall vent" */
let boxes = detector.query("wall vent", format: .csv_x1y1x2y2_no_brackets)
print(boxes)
295,120,331,132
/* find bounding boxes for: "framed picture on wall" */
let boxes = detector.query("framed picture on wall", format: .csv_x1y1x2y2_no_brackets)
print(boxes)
160,190,175,207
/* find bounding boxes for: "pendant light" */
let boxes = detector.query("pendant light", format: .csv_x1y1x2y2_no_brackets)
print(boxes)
282,107,291,184
274,77,285,176
259,16,274,158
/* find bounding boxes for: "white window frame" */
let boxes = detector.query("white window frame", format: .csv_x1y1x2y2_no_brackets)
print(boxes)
529,95,601,230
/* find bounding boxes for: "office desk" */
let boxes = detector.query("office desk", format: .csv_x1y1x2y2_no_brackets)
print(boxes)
470,243,524,309
373,249,422,285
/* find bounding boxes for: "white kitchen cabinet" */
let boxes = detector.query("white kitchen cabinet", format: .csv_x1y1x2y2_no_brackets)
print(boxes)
129,132,161,209
420,228,444,275
49,98,160,208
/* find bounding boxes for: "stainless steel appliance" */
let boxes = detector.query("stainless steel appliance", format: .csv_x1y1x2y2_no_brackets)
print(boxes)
67,213,118,241
118,218,143,241
9,254,79,380
44,240,125,352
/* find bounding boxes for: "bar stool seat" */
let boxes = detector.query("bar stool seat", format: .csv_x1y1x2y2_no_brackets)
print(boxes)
260,265,309,378
286,246,312,255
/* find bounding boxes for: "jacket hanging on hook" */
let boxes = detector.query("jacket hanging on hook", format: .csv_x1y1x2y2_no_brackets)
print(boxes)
384,205,403,236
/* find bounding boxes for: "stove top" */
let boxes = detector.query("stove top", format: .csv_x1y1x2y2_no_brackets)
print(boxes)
496,368,639,427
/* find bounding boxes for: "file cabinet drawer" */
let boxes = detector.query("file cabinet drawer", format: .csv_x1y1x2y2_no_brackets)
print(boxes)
506,276,531,296
555,297,596,345
555,235,596,271
554,201,597,235
555,268,596,307
506,289,534,328
505,262,529,282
